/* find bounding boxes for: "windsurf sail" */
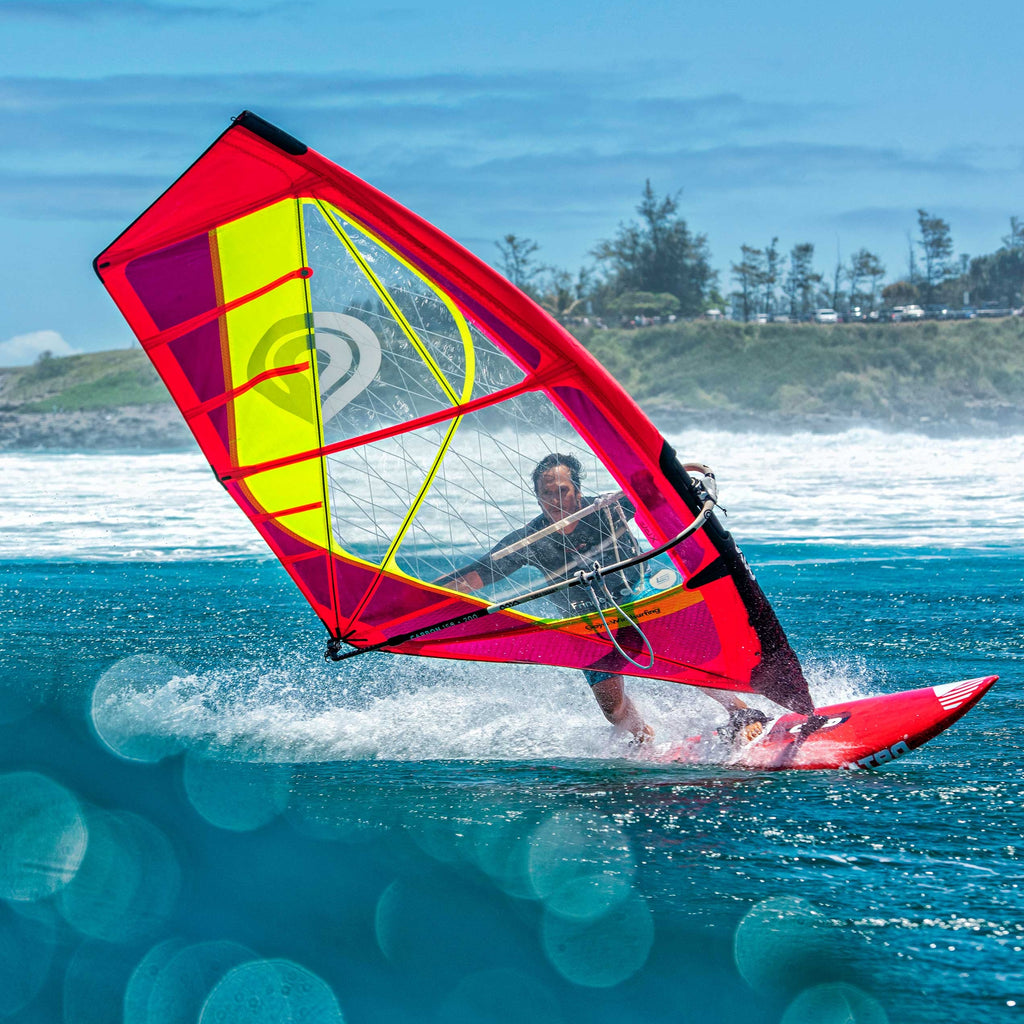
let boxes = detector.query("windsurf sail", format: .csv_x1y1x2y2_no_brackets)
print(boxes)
94,110,813,714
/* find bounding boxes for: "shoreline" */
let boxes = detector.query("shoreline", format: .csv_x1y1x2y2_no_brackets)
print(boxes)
3,401,1022,453
646,403,1024,438
3,322,1021,449
0,404,193,452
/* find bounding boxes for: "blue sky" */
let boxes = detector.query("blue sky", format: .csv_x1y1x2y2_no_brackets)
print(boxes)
0,0,1021,362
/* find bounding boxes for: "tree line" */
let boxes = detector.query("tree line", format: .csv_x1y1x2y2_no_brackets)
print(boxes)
496,184,1023,323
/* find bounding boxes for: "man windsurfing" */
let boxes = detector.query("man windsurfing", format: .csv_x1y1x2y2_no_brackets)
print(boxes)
448,453,766,747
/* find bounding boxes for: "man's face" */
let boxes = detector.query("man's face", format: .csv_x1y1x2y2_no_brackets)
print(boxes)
536,465,581,523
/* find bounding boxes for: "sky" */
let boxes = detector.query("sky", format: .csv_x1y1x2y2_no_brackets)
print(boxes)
0,0,1021,363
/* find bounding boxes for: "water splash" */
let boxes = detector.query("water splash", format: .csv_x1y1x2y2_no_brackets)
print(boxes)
87,648,889,767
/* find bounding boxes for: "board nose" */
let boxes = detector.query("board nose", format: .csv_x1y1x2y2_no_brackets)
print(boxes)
932,675,997,714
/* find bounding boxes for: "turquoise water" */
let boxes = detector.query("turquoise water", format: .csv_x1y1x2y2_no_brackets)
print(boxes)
1,441,1021,1023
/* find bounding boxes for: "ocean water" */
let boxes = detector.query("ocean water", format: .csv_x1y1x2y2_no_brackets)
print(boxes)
0,427,1021,1024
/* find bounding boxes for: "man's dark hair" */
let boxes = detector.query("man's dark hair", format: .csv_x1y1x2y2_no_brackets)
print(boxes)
532,453,583,494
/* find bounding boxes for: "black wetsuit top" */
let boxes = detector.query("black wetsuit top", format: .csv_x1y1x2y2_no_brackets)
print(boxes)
459,495,640,616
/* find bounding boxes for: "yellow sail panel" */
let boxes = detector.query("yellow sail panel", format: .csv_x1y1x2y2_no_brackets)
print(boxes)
214,199,329,550
240,461,332,550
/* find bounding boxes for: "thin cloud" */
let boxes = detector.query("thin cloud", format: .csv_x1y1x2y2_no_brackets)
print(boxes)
0,329,79,367
0,70,820,144
0,73,980,192
0,1,283,22
0,130,995,234
0,169,169,220
0,70,1016,281
0,72,885,204
387,141,986,208
832,206,918,232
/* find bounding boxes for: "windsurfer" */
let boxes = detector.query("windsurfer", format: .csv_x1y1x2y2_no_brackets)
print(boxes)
449,453,765,746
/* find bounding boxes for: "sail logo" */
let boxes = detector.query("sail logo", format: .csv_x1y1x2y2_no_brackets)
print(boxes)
312,312,383,422
248,311,382,422
788,714,847,734
582,604,662,633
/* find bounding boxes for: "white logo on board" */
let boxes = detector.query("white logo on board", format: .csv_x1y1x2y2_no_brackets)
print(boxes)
649,569,679,591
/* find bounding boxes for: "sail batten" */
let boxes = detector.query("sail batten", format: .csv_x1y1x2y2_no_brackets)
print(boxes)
216,377,545,482
95,111,813,713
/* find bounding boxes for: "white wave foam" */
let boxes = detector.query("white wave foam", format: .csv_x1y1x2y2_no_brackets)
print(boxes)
667,426,1024,550
3,428,1022,560
1,452,265,561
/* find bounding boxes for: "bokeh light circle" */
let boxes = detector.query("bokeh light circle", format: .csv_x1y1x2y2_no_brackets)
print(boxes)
734,896,841,997
124,939,189,1024
528,810,635,903
469,818,536,900
184,754,289,832
58,808,180,942
781,982,890,1024
0,771,87,901
374,874,513,983
544,870,633,922
541,890,654,987
91,654,187,763
145,941,258,1024
198,958,344,1023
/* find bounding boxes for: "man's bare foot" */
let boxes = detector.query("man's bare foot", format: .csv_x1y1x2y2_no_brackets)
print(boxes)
739,719,764,743
628,723,655,748
726,707,768,745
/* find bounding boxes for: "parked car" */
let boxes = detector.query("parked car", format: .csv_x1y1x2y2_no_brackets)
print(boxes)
754,313,770,324
771,314,791,323
813,308,839,323
901,304,925,319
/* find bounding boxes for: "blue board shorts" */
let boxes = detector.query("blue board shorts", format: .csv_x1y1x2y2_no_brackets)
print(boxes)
583,669,615,687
